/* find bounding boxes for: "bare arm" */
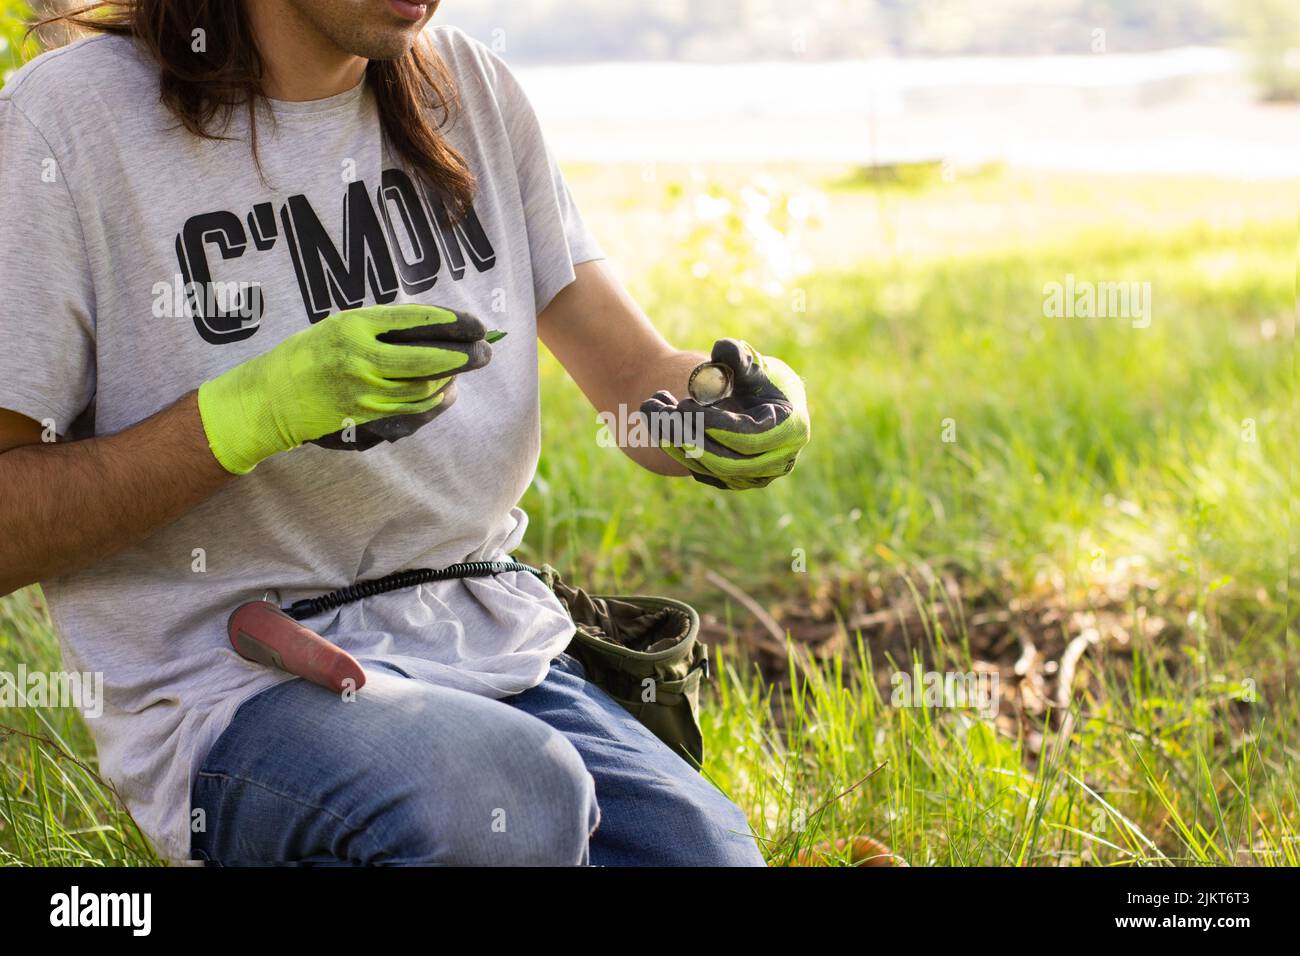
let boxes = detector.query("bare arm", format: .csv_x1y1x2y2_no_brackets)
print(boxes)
538,260,704,475
0,393,235,596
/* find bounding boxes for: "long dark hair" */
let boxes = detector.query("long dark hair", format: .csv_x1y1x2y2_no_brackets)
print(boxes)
30,0,477,215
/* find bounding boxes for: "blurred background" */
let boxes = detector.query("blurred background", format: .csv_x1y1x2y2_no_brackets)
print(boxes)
1,1,1295,865
456,0,1300,177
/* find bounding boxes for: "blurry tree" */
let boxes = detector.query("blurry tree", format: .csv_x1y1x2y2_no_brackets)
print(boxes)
1219,0,1300,100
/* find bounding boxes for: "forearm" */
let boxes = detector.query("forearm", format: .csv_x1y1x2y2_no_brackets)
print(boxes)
0,391,235,594
539,260,707,475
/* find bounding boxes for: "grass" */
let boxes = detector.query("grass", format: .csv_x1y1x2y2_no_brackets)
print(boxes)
1,590,155,865
1,165,1295,865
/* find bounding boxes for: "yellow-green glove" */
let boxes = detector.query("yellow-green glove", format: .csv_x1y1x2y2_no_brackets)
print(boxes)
197,305,491,474
641,338,810,490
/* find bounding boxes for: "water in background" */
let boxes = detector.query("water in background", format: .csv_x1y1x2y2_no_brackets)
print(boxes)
517,47,1299,178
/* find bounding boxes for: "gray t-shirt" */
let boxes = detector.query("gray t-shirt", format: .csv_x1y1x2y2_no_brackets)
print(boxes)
0,27,602,862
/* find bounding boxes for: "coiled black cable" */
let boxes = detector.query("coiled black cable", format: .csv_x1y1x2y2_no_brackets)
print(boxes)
284,560,545,621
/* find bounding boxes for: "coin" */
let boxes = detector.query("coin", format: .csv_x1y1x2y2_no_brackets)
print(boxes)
688,362,734,405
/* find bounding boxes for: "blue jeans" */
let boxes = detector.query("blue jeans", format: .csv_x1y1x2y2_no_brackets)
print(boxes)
190,654,765,866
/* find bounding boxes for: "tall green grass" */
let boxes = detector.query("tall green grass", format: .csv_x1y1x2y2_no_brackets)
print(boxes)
527,215,1291,616
0,589,156,865
703,604,1296,867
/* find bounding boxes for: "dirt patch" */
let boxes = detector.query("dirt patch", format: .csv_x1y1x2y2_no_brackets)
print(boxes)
693,563,1264,747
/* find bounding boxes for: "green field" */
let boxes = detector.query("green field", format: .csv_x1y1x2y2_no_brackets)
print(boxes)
1,163,1295,866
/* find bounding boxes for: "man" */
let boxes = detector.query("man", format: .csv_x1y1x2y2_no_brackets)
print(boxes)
0,0,809,865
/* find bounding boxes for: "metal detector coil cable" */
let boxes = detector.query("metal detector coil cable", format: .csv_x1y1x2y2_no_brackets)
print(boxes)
284,560,547,621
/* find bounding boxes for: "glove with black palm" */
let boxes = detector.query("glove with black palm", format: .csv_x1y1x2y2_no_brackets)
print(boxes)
641,339,810,490
310,307,495,451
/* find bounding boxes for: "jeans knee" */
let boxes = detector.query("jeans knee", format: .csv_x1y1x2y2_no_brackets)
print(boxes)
427,721,598,866
514,730,600,864
657,784,766,867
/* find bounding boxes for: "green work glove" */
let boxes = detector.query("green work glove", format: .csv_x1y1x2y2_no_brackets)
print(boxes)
197,305,491,474
641,338,810,490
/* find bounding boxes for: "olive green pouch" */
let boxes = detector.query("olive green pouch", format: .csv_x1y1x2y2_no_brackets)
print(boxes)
542,567,709,768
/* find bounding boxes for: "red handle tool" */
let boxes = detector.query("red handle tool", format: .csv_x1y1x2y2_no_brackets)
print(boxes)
228,601,367,693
